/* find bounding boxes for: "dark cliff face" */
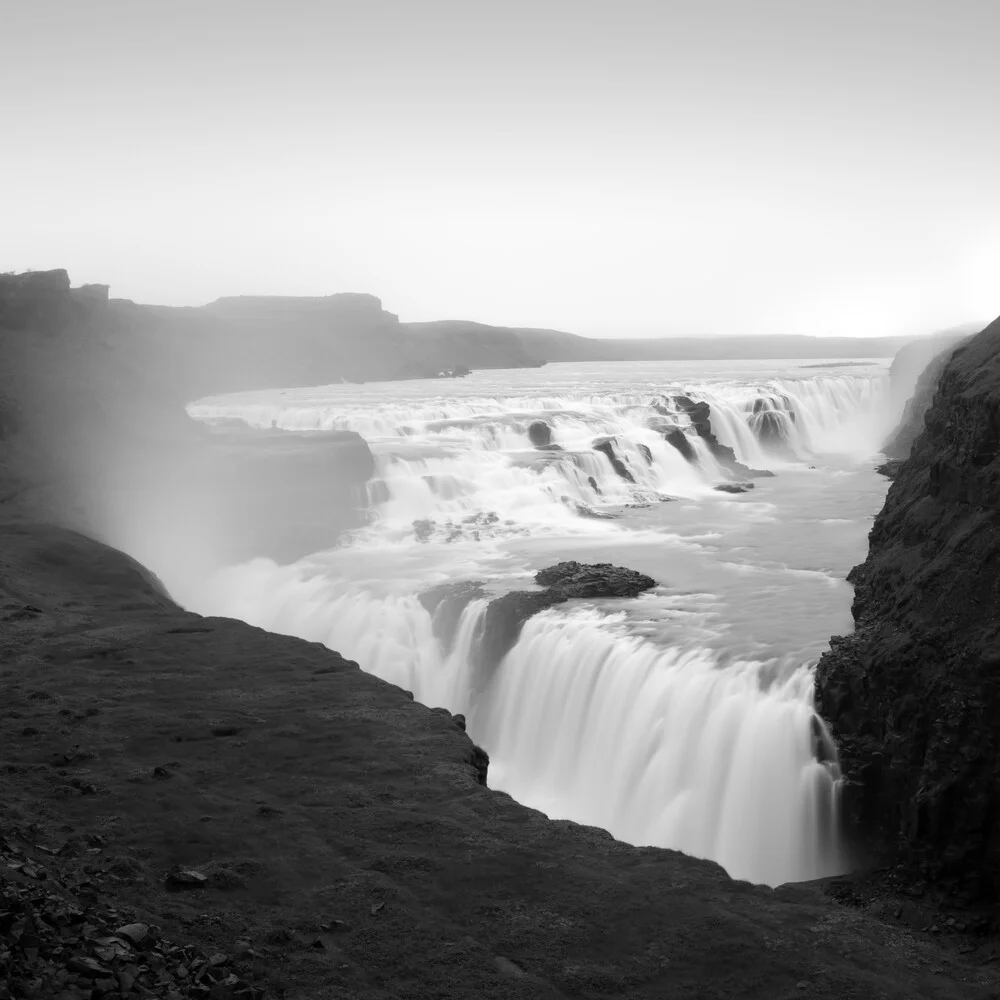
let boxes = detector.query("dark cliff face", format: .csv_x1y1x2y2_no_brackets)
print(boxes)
816,315,1000,901
0,272,377,579
882,333,976,461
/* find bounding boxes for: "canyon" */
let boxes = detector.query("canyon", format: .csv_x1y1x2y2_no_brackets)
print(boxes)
2,270,999,999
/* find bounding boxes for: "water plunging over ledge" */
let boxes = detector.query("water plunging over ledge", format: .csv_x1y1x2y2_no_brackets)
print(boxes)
175,358,896,885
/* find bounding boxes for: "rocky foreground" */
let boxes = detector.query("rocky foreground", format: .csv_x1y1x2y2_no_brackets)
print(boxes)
3,519,1000,999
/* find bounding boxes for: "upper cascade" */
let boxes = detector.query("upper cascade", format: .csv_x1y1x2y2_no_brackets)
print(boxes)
190,372,896,543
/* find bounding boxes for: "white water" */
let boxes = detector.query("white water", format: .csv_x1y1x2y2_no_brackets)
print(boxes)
181,358,896,886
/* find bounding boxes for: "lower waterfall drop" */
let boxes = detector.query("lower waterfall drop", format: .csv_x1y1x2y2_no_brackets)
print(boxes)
471,607,842,887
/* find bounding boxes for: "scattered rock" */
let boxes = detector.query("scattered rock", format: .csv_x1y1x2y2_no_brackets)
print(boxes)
116,922,150,945
713,483,754,494
0,838,261,1000
165,868,208,890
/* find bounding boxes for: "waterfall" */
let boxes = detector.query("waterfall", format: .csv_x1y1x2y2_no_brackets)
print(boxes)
472,608,841,886
190,556,843,887
189,372,894,541
178,364,889,888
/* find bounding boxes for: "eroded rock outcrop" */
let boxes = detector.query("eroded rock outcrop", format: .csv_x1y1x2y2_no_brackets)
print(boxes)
673,395,774,478
663,426,697,463
817,315,1000,902
432,562,657,675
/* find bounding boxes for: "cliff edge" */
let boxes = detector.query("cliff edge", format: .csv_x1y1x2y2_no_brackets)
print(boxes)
817,315,1000,902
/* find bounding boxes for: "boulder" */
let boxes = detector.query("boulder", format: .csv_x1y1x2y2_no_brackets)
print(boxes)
535,561,656,598
713,482,754,494
874,459,903,480
527,420,554,447
474,561,657,673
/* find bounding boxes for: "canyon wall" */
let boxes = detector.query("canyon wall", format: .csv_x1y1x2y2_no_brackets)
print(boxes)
817,315,1000,901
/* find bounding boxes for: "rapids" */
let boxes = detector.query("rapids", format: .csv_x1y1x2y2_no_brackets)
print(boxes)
180,358,897,886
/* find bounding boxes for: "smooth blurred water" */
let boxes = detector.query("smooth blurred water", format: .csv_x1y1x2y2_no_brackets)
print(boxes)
181,358,894,885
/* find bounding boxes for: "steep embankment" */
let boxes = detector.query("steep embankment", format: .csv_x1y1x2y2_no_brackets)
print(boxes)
4,521,1000,1000
817,315,1000,902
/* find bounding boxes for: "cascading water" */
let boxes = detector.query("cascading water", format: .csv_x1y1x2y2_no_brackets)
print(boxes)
180,359,896,887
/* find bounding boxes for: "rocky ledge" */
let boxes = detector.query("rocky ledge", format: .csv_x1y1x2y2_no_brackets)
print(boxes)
3,524,999,998
816,315,1000,904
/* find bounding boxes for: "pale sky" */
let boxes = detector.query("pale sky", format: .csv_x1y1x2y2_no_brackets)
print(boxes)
2,0,997,337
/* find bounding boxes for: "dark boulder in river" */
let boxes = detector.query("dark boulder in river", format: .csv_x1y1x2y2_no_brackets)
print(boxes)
535,560,656,598
474,561,657,673
527,420,554,447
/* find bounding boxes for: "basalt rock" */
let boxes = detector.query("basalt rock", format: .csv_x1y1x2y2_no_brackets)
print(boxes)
816,314,1000,903
527,420,554,447
664,427,697,463
535,560,656,598
672,395,773,478
475,561,657,672
592,437,635,482
419,579,489,653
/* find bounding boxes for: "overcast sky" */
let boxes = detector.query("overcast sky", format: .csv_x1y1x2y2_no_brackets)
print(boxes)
2,0,997,337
